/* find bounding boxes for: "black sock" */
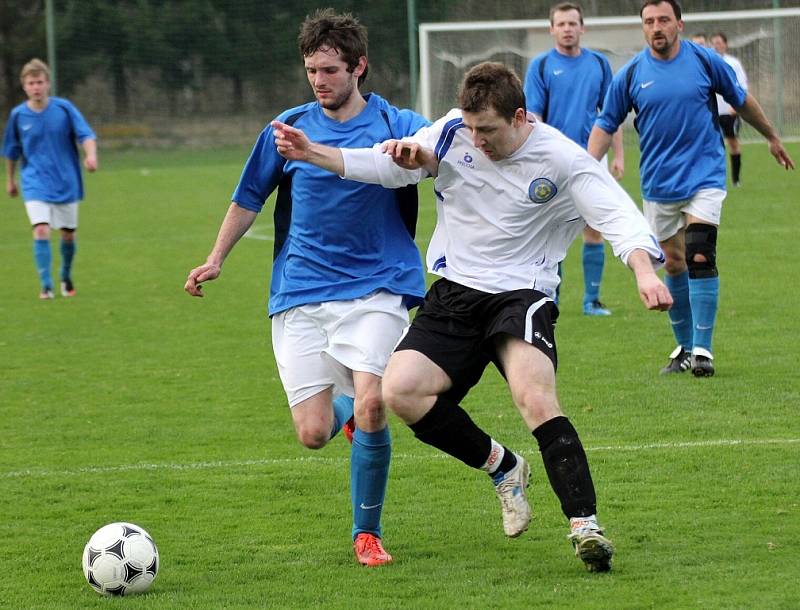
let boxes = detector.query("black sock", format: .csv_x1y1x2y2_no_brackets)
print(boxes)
731,153,741,183
409,396,493,469
532,416,596,518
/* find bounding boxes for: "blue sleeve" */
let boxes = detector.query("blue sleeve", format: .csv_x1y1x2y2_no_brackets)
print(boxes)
595,67,632,134
63,100,95,142
394,108,431,137
707,50,747,109
2,110,21,160
523,56,547,115
231,125,286,213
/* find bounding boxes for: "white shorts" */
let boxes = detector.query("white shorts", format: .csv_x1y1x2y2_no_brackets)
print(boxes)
271,290,409,407
25,200,79,229
643,188,725,242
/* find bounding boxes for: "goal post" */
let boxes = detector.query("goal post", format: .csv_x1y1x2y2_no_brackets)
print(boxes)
419,8,800,140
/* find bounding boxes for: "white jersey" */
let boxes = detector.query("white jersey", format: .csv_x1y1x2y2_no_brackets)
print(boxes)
716,54,748,116
342,110,663,297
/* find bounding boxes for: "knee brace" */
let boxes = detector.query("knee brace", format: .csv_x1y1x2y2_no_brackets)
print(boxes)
685,223,718,279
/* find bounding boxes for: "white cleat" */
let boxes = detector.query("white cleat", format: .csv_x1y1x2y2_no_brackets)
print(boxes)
568,519,614,572
493,454,532,537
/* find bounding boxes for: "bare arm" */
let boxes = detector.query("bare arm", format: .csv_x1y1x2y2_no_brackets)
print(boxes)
5,158,18,197
184,203,258,297
609,127,624,180
627,249,673,311
587,125,614,162
81,138,98,172
272,120,345,175
735,93,795,170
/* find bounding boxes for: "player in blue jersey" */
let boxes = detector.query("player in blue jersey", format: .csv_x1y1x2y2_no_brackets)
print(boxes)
3,59,97,300
524,2,624,317
588,0,795,377
184,9,429,566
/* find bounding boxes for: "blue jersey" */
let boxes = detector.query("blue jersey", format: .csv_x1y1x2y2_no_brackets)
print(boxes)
2,97,95,203
596,41,747,202
232,93,430,317
524,48,613,149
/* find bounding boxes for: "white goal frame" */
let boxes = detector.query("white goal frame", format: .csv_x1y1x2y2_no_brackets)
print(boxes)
419,7,800,121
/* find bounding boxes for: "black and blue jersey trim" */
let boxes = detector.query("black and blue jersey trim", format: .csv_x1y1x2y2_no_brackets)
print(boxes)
434,118,465,161
432,255,447,271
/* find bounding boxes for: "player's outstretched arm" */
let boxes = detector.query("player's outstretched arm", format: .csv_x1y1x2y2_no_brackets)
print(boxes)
381,140,439,176
271,120,345,175
587,126,614,162
736,94,796,170
185,203,257,297
627,250,673,311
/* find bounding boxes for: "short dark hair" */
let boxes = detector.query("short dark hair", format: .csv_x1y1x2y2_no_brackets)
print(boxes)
639,0,682,20
298,9,369,85
457,62,525,122
550,2,584,25
711,31,728,44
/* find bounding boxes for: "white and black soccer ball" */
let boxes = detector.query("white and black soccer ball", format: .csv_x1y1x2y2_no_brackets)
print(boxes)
82,522,159,596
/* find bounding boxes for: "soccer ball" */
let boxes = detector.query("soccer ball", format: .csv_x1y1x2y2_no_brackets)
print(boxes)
82,522,159,596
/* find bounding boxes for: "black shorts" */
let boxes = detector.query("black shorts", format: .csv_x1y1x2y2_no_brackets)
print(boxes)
396,278,558,403
719,114,740,139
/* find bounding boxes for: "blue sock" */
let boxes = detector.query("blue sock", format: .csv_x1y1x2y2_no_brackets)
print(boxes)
665,271,693,350
351,426,391,539
33,239,53,290
582,243,605,305
60,239,76,281
330,394,354,439
689,276,719,353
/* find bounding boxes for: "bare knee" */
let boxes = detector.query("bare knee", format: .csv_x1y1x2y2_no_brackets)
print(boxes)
511,386,562,430
33,223,50,240
354,386,384,427
295,423,330,450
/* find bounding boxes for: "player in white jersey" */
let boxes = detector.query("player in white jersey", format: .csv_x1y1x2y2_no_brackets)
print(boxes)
710,32,749,186
272,62,672,573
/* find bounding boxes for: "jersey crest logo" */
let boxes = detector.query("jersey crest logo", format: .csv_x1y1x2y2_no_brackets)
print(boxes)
457,152,475,169
528,178,557,204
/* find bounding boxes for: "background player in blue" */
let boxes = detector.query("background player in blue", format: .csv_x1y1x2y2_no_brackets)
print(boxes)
3,58,98,300
588,0,794,377
184,10,429,566
524,2,624,317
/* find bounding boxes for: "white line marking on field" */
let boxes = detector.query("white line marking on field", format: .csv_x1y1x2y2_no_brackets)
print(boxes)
2,438,798,479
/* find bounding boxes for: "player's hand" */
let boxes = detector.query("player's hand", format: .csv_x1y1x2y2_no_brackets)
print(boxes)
184,262,221,297
84,156,98,172
272,120,310,161
768,139,796,170
6,180,18,197
610,157,625,181
637,273,673,311
381,140,438,174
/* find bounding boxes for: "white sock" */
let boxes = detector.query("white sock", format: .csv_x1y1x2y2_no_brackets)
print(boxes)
570,515,599,531
480,439,505,474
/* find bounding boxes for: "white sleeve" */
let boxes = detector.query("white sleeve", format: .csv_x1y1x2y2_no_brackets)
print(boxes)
567,153,664,268
341,145,425,188
341,117,445,188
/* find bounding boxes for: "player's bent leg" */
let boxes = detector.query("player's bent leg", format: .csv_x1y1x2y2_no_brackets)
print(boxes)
60,228,77,296
382,349,450,424
290,388,336,449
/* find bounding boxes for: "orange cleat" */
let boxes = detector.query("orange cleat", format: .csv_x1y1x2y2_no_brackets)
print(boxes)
353,533,393,567
343,416,355,444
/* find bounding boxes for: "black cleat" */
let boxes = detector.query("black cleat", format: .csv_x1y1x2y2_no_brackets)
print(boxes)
660,346,691,375
691,354,715,377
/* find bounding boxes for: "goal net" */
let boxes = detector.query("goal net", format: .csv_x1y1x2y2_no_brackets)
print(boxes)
419,8,800,141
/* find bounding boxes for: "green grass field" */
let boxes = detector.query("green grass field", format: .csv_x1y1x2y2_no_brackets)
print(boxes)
1,142,798,609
